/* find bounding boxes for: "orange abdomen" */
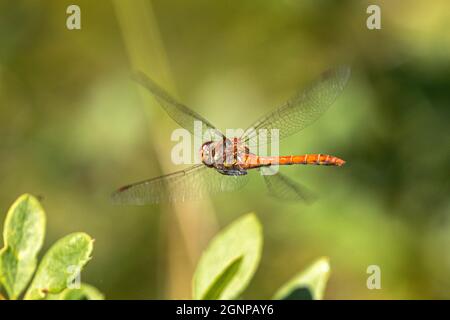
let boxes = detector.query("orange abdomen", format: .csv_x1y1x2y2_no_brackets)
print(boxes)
245,154,345,168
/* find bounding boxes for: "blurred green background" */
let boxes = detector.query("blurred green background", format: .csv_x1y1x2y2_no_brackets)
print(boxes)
0,0,449,299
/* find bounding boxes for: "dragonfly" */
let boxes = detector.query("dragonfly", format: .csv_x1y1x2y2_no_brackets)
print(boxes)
112,66,350,204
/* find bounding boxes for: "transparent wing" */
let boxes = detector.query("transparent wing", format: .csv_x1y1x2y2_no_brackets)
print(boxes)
261,167,316,203
133,71,225,140
112,165,249,205
241,66,351,146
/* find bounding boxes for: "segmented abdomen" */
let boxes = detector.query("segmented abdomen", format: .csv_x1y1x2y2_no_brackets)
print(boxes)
245,154,345,168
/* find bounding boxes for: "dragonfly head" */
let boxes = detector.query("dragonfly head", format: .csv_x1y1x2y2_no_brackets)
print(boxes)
200,139,235,167
200,141,216,167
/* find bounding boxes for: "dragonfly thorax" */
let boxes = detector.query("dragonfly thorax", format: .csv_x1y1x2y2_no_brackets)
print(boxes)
200,138,250,175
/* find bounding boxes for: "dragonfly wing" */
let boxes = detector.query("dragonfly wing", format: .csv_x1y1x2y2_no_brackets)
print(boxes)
112,165,249,205
261,167,316,203
241,66,351,145
133,71,224,140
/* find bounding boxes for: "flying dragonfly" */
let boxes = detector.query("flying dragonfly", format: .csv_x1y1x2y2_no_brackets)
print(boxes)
112,66,350,204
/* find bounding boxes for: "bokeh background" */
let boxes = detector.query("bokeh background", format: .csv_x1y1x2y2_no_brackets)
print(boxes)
0,0,449,299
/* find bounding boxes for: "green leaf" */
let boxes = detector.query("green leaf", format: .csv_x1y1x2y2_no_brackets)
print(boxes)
24,232,94,300
193,213,262,300
202,256,243,300
273,257,331,300
0,194,46,299
46,283,104,300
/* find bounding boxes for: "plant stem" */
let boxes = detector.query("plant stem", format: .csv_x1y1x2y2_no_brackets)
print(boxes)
112,0,219,299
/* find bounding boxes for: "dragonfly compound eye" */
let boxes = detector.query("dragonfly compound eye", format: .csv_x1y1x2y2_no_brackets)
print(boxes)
200,142,213,166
